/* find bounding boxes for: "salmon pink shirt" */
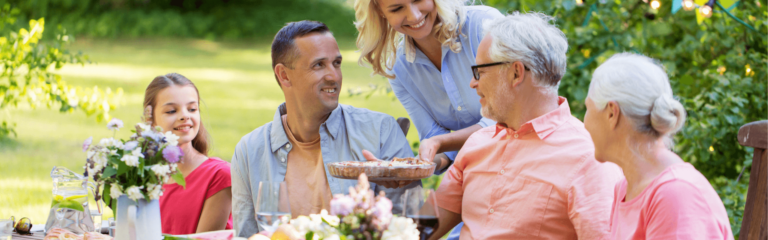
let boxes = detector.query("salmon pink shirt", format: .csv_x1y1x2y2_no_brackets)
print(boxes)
160,158,233,234
437,97,624,239
610,163,733,240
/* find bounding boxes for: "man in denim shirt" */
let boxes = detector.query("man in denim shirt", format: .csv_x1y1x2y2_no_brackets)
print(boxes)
231,20,419,238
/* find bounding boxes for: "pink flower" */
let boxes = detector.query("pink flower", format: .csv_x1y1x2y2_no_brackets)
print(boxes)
107,118,124,130
83,137,93,152
372,197,393,222
162,145,183,163
330,195,356,216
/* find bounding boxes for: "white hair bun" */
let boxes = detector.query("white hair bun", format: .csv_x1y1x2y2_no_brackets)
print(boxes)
650,94,686,136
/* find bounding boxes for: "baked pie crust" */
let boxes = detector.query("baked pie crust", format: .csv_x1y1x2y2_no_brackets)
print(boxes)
327,157,436,180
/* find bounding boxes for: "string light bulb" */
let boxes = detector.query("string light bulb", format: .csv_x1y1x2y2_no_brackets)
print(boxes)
700,5,713,18
682,0,695,11
700,0,715,18
576,0,584,6
650,0,661,9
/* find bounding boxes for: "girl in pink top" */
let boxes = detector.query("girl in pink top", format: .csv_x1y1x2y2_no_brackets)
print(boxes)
143,73,233,234
583,53,733,240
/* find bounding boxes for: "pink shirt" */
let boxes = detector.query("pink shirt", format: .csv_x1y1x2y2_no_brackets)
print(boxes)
437,97,623,239
160,158,233,234
610,163,733,240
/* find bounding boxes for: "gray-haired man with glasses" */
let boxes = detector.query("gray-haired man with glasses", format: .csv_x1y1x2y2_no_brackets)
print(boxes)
430,12,623,239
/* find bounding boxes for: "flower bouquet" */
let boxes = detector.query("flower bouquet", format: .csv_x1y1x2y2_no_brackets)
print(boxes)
83,110,185,210
252,173,419,240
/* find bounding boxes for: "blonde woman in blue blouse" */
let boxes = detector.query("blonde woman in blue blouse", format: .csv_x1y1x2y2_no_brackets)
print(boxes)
355,0,503,238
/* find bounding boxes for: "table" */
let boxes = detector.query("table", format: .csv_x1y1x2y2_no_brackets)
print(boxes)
10,232,46,239
8,224,45,239
8,228,242,240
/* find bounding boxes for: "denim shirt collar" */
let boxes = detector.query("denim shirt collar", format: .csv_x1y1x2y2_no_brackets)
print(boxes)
269,102,343,152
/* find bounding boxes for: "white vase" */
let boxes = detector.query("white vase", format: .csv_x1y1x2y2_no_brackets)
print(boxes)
115,195,162,240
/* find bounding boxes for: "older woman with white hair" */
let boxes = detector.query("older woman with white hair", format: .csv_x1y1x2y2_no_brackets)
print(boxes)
583,53,733,239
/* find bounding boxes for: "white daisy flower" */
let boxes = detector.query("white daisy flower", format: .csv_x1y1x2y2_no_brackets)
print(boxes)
146,183,163,200
125,185,145,201
110,184,124,199
381,216,419,240
163,131,180,146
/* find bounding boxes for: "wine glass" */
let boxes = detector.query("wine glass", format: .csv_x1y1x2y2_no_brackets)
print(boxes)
403,187,440,240
255,181,291,233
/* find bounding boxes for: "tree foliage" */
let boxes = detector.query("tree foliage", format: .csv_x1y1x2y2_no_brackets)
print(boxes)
0,0,357,39
0,4,122,138
485,0,766,236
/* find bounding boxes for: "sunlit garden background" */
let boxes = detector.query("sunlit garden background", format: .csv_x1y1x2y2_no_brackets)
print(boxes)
0,0,765,238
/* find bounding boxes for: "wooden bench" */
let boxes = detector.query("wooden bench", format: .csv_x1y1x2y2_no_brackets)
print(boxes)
738,120,768,240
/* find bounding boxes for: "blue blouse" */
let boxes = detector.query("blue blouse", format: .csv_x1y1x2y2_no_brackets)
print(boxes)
389,5,503,167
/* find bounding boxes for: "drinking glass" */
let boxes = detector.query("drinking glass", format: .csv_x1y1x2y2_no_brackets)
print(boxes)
0,217,12,240
255,181,291,233
107,218,115,237
402,187,440,240
90,209,102,233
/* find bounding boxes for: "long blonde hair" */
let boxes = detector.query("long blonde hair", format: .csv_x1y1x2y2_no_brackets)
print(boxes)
355,0,469,79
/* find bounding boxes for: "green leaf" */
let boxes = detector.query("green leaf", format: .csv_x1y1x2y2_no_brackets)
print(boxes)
172,172,186,188
102,166,117,178
155,145,166,162
680,75,694,85
116,159,129,176
650,22,672,37
162,235,198,240
306,232,314,240
103,183,112,208
138,159,145,177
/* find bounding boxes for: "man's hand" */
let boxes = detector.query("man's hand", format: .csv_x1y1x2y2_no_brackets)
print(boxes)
361,149,414,188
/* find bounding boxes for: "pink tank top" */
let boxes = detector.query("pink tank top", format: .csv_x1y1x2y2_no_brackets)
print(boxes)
160,158,233,234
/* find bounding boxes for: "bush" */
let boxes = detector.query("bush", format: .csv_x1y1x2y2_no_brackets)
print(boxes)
0,4,122,138
0,0,357,39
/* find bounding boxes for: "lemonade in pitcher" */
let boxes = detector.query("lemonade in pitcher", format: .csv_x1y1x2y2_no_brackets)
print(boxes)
44,167,98,234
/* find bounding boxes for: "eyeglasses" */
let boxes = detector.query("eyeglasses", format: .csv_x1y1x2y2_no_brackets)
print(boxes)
471,61,530,80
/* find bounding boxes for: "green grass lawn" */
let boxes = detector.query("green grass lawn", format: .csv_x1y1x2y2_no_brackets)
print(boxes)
0,37,421,224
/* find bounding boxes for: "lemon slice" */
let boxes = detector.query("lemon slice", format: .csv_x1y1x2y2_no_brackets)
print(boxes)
51,194,87,212
65,195,88,203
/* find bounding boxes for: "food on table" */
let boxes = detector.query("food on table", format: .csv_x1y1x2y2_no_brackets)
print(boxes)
327,157,436,180
175,230,236,240
247,224,300,240
44,228,112,240
84,231,113,240
247,234,270,240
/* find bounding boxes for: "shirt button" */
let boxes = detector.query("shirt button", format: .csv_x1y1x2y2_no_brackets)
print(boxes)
500,170,505,174
457,106,462,111
489,209,495,214
281,157,286,163
514,134,519,138
286,143,292,149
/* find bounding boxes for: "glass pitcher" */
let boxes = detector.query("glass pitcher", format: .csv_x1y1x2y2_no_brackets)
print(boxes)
44,166,102,234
